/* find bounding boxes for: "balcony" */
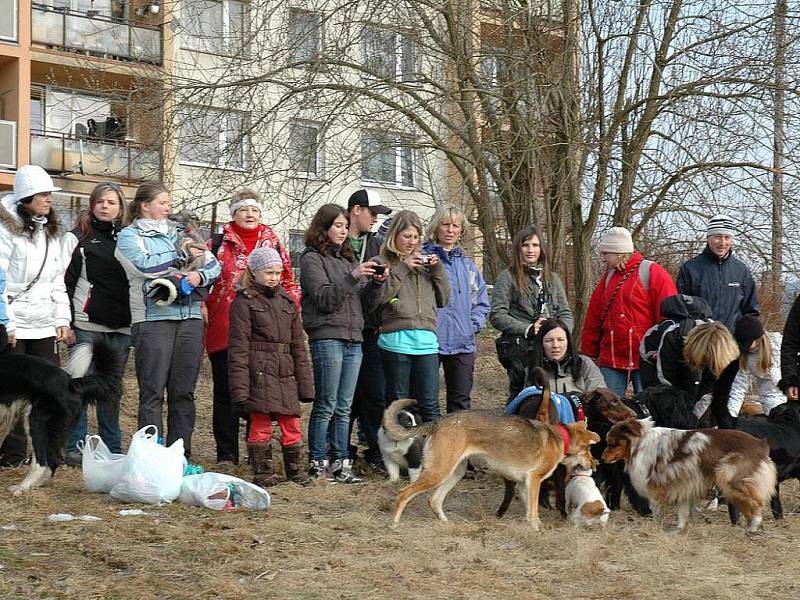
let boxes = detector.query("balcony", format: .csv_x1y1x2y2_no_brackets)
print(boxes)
0,120,16,168
31,130,160,181
31,5,162,65
1,0,18,42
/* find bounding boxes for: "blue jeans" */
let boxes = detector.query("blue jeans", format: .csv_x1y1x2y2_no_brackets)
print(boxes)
67,329,132,454
308,340,363,462
381,350,441,423
600,367,641,398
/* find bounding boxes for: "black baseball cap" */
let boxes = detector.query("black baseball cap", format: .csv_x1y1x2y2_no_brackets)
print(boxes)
347,189,392,215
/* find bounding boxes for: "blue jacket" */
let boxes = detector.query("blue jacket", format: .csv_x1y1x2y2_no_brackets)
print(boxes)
422,242,489,355
676,245,759,331
0,267,8,325
115,219,221,324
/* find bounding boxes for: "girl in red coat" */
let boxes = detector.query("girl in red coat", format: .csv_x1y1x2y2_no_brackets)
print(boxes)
581,227,677,397
204,189,300,465
227,247,314,487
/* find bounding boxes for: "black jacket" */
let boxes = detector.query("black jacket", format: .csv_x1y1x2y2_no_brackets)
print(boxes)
780,295,800,392
676,245,759,331
64,218,131,329
353,232,383,333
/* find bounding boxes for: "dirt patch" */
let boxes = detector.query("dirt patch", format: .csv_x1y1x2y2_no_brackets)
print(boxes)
1,335,798,599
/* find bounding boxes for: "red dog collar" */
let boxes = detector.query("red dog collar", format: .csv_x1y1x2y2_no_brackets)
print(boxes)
556,423,571,454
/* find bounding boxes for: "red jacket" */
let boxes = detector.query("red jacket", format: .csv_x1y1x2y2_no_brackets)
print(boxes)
204,222,301,355
580,252,676,371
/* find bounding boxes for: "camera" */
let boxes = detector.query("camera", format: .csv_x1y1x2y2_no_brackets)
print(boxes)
372,264,386,276
420,254,434,269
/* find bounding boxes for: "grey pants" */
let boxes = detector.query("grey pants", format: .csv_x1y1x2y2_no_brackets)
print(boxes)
132,319,204,458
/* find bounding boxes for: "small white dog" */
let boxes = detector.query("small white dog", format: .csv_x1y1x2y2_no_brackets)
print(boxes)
565,466,610,526
379,400,425,482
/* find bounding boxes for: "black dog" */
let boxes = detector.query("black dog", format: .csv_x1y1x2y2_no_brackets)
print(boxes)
0,341,122,493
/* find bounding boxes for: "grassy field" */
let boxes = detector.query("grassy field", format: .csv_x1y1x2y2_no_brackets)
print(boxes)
1,335,798,599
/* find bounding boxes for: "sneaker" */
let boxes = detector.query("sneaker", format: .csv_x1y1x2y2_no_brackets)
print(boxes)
331,458,363,484
64,450,82,468
308,459,332,481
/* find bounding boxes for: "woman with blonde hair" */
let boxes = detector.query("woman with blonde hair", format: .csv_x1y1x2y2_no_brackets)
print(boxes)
727,316,785,417
421,205,489,412
372,210,450,422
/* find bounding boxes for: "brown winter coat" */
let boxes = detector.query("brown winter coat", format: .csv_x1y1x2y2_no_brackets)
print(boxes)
227,284,314,416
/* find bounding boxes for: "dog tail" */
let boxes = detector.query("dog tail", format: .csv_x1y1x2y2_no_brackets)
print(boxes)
68,340,124,407
382,399,436,441
531,367,554,423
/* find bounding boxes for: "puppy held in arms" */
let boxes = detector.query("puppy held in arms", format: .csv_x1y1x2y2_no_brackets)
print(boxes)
389,401,600,530
602,418,776,533
565,463,610,527
380,400,425,482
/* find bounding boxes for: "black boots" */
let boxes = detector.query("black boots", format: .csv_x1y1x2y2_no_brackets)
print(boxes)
247,442,284,488
282,443,309,485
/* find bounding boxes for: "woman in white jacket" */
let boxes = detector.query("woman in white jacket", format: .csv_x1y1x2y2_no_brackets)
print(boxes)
728,315,786,417
0,165,71,466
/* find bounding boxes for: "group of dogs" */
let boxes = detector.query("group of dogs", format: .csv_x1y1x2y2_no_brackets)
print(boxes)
2,342,800,535
381,369,800,533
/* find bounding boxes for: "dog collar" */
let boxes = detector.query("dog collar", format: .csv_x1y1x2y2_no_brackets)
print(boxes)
556,423,571,454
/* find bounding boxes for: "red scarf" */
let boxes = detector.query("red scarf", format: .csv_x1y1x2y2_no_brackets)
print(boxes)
231,222,261,254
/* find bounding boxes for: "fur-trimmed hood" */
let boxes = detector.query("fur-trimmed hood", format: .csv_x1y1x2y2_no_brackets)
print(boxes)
0,193,61,238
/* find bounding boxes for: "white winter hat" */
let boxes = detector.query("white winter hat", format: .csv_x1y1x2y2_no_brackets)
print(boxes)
706,214,735,237
598,226,634,254
13,165,60,202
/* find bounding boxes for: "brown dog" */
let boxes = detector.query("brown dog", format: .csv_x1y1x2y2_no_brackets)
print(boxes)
387,402,600,530
602,418,776,532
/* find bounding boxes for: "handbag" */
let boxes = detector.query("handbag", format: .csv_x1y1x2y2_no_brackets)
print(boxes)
495,334,533,370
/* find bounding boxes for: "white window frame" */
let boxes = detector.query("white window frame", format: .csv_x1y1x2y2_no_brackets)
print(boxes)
181,0,247,57
0,0,18,42
287,9,322,64
361,131,416,188
287,120,323,178
179,107,248,171
362,25,415,81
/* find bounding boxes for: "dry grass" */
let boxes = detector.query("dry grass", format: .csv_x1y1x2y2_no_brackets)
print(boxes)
1,334,799,599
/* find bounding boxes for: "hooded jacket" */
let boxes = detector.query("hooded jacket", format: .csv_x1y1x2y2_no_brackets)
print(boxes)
581,252,677,371
114,218,221,324
676,245,760,331
422,241,489,354
490,267,573,337
205,221,300,355
540,355,607,395
0,194,70,338
227,284,314,416
62,217,131,332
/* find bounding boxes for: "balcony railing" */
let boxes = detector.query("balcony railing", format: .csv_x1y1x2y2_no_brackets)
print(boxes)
31,130,160,181
0,120,17,169
1,0,18,42
31,5,162,65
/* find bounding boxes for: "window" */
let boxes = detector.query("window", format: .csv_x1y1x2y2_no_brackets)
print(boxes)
362,26,415,81
287,230,305,278
361,131,415,187
287,121,322,176
179,108,247,169
183,0,246,56
287,10,322,63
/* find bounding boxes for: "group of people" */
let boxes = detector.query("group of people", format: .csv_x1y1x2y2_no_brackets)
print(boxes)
1,163,797,491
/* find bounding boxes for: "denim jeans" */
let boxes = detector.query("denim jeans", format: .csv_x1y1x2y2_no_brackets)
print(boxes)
308,340,363,462
600,367,642,398
67,329,132,454
381,350,441,423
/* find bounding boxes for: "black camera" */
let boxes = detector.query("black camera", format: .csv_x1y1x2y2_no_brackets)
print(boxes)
372,264,386,275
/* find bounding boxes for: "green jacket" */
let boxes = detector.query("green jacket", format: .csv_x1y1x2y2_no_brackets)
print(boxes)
373,258,451,333
489,267,574,336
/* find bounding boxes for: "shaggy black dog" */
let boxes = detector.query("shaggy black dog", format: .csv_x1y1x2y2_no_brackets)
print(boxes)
0,341,122,494
715,400,800,520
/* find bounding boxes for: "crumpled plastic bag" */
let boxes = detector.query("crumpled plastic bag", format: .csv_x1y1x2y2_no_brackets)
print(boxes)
79,435,127,493
179,473,271,511
110,425,185,505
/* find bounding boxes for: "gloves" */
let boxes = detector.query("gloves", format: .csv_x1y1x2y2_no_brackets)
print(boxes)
525,323,538,339
147,275,195,306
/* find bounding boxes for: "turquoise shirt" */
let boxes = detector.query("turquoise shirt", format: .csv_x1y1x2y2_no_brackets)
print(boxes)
378,329,439,355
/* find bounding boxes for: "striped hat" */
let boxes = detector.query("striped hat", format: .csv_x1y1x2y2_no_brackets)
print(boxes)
706,214,735,237
248,246,282,272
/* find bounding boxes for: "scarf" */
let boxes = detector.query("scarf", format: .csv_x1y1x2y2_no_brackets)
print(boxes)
231,222,262,254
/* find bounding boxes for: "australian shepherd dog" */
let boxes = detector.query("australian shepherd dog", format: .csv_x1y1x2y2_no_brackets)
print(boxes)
602,418,776,532
0,342,122,494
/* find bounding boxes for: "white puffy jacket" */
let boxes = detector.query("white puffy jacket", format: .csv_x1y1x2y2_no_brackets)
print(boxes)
728,331,786,416
0,194,70,338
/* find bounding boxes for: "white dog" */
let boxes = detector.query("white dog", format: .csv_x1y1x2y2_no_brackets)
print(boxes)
565,467,610,526
379,400,425,482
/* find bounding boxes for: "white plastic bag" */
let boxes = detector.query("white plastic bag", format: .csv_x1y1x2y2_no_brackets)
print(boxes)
79,435,127,493
179,473,271,511
110,425,185,505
